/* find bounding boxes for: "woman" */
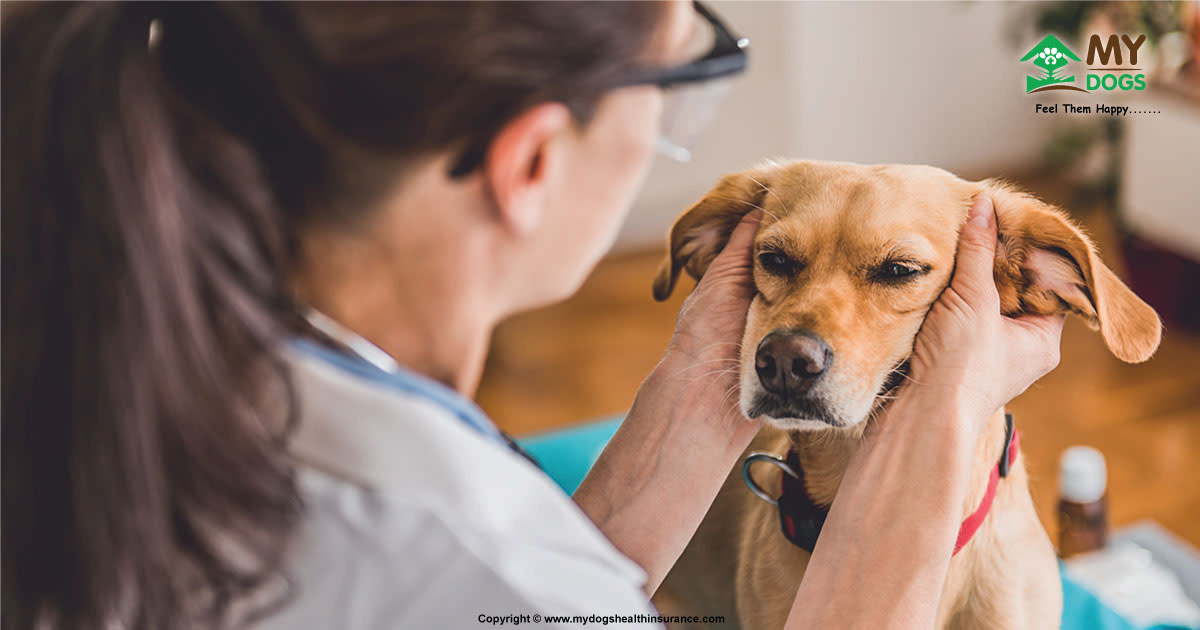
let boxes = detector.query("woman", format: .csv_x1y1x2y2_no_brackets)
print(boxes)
1,2,1064,629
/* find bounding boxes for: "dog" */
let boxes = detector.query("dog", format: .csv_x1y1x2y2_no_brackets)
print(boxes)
651,160,1162,629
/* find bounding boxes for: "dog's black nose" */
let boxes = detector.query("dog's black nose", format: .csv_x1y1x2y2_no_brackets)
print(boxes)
755,330,832,397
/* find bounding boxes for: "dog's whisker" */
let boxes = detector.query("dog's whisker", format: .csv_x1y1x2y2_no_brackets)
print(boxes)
662,352,741,368
684,340,744,354
674,354,741,368
685,365,739,384
676,366,741,390
664,358,741,379
706,194,784,224
747,175,787,221
716,383,741,413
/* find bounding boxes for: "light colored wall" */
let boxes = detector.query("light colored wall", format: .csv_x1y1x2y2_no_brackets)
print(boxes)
614,0,1056,252
1121,89,1200,259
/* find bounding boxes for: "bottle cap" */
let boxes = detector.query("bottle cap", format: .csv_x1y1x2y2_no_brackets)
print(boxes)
1059,445,1107,504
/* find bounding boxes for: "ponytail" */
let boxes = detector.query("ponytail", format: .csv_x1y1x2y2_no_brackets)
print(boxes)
2,3,299,628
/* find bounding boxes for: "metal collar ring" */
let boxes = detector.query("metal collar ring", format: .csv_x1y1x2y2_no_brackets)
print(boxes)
741,451,800,506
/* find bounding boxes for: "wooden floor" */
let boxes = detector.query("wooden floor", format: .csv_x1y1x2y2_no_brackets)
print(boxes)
476,177,1200,549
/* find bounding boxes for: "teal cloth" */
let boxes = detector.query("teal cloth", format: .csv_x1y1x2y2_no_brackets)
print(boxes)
1060,565,1196,630
515,416,1197,630
517,416,623,496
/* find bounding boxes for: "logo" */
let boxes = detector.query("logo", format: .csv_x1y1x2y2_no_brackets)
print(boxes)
1021,35,1083,93
1022,34,1147,94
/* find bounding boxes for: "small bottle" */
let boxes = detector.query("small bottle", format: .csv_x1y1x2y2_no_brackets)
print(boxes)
1057,445,1109,558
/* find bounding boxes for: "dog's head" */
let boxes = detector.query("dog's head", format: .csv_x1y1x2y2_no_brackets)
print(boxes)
653,160,1161,431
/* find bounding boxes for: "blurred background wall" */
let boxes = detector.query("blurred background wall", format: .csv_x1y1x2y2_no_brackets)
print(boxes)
616,1,1059,251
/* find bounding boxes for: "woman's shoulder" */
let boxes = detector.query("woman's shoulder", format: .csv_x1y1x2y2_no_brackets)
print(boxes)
261,463,657,629
254,346,655,628
280,341,647,571
282,341,575,520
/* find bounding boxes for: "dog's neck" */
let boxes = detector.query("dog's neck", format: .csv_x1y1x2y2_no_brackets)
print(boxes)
785,407,1013,517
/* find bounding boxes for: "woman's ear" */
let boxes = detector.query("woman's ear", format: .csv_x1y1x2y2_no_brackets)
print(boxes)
652,166,773,301
984,181,1162,363
483,102,572,236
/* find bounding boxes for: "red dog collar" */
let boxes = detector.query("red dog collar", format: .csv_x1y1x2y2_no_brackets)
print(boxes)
743,413,1019,556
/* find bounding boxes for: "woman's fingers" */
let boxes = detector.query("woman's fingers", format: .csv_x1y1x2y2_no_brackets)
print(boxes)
1005,312,1066,379
704,210,761,274
1008,312,1066,340
693,209,762,299
722,209,762,262
947,196,1001,311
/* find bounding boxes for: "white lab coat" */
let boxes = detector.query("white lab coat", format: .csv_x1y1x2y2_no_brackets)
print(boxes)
250,341,660,629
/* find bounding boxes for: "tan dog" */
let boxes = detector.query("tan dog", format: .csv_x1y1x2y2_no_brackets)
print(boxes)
652,160,1162,629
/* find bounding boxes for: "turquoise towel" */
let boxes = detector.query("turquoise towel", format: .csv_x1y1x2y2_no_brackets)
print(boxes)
1060,566,1195,630
517,416,623,496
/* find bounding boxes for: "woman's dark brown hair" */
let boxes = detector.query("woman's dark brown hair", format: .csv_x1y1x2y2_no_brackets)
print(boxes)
1,2,667,627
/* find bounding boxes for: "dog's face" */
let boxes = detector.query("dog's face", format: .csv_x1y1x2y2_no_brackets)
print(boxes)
653,160,1162,431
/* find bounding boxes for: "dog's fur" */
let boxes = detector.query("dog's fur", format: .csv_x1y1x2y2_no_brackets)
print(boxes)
651,160,1162,629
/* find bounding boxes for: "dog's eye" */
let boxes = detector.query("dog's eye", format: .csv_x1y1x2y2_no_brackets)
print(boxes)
872,262,927,283
882,263,917,278
757,251,797,275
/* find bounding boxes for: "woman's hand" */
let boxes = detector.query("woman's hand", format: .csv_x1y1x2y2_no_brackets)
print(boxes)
665,210,763,366
573,210,763,593
907,195,1065,435
653,210,764,437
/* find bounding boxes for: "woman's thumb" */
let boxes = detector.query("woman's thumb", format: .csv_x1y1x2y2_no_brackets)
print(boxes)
949,196,1000,304
693,209,762,301
721,210,763,261
705,210,762,274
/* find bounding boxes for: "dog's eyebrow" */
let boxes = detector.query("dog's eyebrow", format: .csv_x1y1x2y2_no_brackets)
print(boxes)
872,240,936,263
756,232,803,256
756,236,785,251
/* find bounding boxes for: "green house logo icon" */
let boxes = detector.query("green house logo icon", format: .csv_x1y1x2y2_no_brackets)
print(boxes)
1020,35,1087,93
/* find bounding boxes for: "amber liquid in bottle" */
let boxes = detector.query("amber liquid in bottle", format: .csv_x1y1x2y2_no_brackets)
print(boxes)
1057,494,1108,558
1057,446,1109,559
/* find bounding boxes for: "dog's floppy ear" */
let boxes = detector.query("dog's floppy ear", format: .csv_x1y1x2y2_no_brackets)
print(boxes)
986,181,1162,363
652,169,771,301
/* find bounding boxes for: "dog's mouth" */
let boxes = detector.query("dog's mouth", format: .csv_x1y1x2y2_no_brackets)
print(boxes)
748,357,911,429
746,393,842,427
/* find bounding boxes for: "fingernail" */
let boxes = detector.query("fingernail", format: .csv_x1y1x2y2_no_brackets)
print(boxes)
969,197,993,228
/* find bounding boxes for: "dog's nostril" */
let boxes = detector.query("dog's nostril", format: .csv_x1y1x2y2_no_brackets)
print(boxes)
756,354,777,378
791,357,810,376
791,351,827,377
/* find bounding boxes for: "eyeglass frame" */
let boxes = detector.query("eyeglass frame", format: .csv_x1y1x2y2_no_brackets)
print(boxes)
447,0,749,178
615,0,749,90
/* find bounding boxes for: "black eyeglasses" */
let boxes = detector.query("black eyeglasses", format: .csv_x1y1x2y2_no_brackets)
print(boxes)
617,1,749,90
449,1,749,177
